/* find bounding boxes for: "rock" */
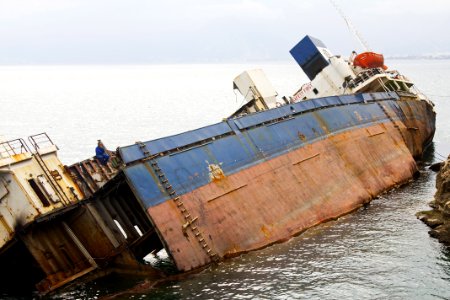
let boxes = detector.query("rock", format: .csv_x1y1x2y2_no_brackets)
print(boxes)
429,162,444,172
416,210,445,228
418,154,450,245
435,158,450,215
424,218,444,228
429,223,450,245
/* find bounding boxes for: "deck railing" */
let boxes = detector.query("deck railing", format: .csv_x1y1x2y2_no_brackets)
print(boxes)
0,138,29,159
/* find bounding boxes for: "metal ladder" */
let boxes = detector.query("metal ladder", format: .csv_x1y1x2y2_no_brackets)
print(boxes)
136,141,219,263
27,138,72,206
376,102,408,146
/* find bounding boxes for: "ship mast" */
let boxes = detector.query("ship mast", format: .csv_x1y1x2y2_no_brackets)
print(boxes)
329,0,370,51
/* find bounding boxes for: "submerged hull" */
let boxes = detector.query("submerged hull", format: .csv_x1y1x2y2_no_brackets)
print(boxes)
119,92,435,271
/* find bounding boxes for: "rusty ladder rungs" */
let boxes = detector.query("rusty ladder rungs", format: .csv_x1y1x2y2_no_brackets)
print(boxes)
135,141,220,264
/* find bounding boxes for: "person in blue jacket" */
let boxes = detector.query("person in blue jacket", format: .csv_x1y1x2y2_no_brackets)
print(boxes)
95,140,110,165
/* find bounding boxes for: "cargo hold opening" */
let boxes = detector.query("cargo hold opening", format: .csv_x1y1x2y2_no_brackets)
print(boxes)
0,239,47,297
11,174,176,295
92,174,176,272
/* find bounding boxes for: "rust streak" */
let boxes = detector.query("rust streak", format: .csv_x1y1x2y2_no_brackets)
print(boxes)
207,184,248,203
292,153,320,165
369,132,385,137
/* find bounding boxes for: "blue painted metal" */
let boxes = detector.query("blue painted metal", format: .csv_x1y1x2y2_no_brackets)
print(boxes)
289,35,330,80
118,92,407,209
120,122,232,164
224,92,396,131
124,163,167,207
158,135,258,196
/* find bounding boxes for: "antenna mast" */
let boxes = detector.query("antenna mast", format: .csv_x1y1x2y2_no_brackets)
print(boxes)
329,0,370,51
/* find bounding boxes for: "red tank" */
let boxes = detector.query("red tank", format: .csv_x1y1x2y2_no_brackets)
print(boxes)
353,52,387,70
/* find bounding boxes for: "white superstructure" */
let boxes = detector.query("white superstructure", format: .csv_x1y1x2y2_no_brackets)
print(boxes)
232,69,287,116
291,53,420,102
0,134,83,250
232,36,432,115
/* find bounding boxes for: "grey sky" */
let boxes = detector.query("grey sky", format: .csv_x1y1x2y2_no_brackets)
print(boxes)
1,0,449,64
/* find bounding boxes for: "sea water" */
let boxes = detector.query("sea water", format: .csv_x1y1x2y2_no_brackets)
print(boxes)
0,61,449,299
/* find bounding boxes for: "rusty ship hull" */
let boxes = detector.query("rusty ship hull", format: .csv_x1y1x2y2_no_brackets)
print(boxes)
0,35,437,295
0,93,435,295
118,92,435,272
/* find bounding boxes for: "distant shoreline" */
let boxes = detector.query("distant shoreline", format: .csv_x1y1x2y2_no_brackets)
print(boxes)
1,57,450,66
386,55,450,60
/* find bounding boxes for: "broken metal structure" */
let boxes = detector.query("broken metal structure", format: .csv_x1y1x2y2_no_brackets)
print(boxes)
0,134,165,294
0,35,437,296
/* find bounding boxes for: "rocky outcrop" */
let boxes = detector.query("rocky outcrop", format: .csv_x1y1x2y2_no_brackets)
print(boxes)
417,155,450,244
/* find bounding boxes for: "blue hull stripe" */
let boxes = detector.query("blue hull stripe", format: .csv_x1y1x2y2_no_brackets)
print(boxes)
120,92,425,209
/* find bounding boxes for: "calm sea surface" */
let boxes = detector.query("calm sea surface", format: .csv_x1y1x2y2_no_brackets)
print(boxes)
0,61,449,299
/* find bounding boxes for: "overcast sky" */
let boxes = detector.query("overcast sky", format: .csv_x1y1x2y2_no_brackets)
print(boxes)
1,0,449,64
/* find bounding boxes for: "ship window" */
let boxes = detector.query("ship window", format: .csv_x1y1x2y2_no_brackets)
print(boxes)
313,88,319,95
28,179,50,207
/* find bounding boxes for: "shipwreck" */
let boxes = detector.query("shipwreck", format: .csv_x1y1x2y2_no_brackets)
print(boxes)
0,36,436,295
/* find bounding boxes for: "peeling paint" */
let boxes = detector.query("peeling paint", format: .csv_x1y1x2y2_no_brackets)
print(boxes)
207,162,225,182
